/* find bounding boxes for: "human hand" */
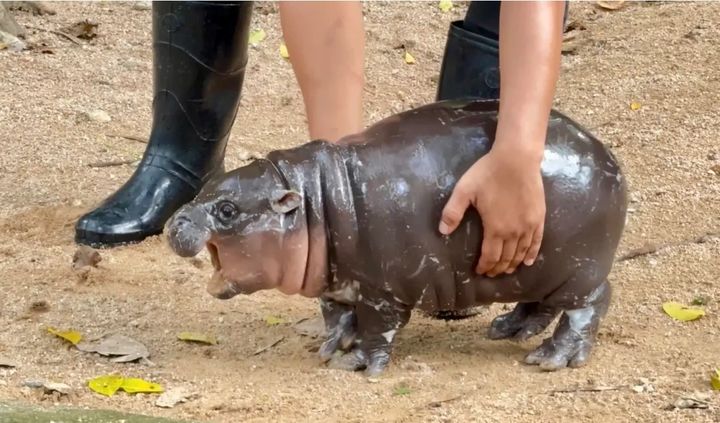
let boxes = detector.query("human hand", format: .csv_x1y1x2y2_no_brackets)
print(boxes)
438,142,546,276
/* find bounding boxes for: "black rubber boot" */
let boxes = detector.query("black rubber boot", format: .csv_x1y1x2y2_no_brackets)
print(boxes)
436,1,501,101
75,1,253,247
436,1,568,101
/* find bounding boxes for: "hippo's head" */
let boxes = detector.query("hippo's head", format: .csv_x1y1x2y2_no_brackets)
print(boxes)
165,159,306,299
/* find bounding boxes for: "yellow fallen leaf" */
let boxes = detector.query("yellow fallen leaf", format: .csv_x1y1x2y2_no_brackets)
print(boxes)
177,331,217,345
596,0,625,10
404,51,416,65
711,369,720,391
662,301,705,321
264,315,285,326
439,0,453,12
279,43,289,59
47,327,82,345
248,28,266,46
120,377,164,394
630,101,641,111
88,375,124,397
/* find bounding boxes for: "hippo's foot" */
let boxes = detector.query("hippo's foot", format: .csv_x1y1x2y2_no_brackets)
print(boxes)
524,281,611,371
324,291,411,377
318,298,357,361
488,302,559,341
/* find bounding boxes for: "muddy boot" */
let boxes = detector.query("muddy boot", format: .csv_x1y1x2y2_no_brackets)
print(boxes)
75,1,253,247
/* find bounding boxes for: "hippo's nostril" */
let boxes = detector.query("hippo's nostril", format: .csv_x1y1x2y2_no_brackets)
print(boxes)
165,213,210,258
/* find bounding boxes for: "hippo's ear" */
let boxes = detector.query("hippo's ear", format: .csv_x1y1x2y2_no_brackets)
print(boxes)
269,189,303,214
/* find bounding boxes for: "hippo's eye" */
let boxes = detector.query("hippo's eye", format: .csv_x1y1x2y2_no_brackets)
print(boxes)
217,201,238,222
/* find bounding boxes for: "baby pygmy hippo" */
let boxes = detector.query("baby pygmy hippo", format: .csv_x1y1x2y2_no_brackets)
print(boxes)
165,99,628,376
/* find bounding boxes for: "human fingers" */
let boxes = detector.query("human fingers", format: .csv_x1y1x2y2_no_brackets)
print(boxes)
524,223,545,266
476,232,504,275
439,184,471,236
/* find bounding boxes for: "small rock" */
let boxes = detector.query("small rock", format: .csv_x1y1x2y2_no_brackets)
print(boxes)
0,30,27,52
131,1,151,11
23,380,44,389
43,382,72,396
366,377,380,384
672,396,709,409
632,378,654,393
29,300,50,313
79,110,111,123
707,152,717,161
155,387,195,408
0,357,18,368
237,150,262,161
710,164,720,176
72,245,102,270
189,258,205,269
400,358,433,374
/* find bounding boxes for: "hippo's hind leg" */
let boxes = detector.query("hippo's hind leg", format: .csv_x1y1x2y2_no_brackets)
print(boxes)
525,280,611,371
327,290,411,376
488,302,560,341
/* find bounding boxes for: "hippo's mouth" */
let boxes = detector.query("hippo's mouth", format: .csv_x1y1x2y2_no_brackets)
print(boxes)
205,241,265,298
207,242,222,273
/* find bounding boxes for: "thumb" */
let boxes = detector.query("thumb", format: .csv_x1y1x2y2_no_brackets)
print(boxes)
439,185,470,236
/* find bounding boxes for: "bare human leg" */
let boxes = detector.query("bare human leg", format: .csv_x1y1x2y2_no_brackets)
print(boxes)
279,1,365,142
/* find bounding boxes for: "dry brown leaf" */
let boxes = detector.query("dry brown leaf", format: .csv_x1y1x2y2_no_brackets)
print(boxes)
293,317,326,338
62,19,99,40
76,333,150,363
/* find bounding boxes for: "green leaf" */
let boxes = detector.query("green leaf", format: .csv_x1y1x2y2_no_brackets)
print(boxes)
88,375,124,397
711,369,720,391
662,302,705,321
120,378,164,394
393,383,412,396
47,327,82,345
177,331,218,345
264,315,285,326
279,43,289,59
248,29,266,46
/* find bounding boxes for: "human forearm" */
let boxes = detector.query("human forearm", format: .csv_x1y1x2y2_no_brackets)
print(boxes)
494,1,565,162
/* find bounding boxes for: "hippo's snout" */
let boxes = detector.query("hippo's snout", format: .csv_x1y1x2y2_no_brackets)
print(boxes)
165,205,211,257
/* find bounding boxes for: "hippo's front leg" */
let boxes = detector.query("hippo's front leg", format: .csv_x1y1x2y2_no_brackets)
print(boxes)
327,289,411,376
318,297,357,361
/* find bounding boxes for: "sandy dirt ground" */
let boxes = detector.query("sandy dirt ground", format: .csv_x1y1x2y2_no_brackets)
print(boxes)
1,1,719,422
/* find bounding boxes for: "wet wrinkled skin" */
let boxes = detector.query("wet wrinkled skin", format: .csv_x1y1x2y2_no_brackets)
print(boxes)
165,99,628,376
